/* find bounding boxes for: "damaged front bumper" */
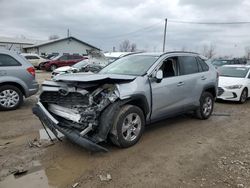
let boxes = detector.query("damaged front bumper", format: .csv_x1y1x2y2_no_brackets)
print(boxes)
32,102,108,152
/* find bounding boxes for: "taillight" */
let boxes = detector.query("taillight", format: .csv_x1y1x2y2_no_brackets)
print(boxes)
27,67,36,77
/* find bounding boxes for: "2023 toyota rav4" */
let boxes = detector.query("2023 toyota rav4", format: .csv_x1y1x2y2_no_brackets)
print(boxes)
33,52,218,152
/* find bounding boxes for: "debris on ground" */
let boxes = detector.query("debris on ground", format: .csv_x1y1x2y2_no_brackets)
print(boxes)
99,173,112,181
28,138,54,148
39,128,64,141
72,182,79,188
11,166,28,178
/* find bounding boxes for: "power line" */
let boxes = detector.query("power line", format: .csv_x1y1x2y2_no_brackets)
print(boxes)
168,20,250,25
98,20,162,39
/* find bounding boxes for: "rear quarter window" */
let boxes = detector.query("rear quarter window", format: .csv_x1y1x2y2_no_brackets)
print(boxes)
0,54,21,66
196,57,209,72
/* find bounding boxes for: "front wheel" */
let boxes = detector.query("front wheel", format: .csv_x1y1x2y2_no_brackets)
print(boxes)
239,88,248,104
196,92,214,120
109,105,145,148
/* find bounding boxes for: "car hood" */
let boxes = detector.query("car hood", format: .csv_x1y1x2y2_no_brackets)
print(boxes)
219,76,246,87
53,73,137,83
53,66,76,73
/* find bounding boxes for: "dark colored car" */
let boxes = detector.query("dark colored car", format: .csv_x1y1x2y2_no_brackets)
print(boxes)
41,54,86,71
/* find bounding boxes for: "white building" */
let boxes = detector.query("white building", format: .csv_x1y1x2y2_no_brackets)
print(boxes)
0,36,41,53
24,36,100,56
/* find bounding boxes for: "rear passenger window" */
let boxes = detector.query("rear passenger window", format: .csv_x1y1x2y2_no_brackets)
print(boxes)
178,56,199,75
0,54,21,66
196,57,209,72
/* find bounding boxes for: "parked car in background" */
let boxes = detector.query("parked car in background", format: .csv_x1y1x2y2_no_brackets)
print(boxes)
211,59,246,68
104,52,141,63
217,65,250,103
33,51,218,152
41,54,86,71
0,50,39,110
51,59,104,78
51,51,108,77
21,53,47,69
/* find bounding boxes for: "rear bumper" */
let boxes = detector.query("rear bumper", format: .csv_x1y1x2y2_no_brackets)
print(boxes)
32,102,108,152
26,82,39,97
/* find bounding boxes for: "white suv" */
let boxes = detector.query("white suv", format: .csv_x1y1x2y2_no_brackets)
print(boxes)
21,53,47,69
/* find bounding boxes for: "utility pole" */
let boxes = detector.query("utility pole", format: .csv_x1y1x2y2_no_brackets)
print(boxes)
162,18,168,52
67,29,70,37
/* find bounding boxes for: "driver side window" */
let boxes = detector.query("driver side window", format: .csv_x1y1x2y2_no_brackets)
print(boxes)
159,57,179,78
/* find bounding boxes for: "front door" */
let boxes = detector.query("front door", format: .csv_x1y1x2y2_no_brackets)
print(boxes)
150,57,191,120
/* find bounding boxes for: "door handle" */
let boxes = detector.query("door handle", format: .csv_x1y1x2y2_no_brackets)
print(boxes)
177,82,184,86
201,76,207,80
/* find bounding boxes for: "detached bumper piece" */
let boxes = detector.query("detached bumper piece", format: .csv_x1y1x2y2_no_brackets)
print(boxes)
32,104,108,152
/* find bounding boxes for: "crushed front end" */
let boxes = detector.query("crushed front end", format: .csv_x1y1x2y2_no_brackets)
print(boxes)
33,79,121,152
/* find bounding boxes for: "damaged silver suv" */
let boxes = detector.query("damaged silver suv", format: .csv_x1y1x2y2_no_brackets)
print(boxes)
33,52,218,152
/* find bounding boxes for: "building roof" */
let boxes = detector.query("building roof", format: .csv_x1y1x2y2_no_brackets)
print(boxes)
23,36,100,50
0,36,43,45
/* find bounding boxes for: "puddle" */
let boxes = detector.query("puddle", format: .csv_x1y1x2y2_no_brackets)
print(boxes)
0,169,54,188
0,161,55,188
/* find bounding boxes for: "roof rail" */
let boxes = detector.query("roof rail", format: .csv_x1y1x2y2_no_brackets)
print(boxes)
160,51,199,57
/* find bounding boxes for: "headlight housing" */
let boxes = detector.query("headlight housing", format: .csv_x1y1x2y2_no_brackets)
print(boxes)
225,85,243,89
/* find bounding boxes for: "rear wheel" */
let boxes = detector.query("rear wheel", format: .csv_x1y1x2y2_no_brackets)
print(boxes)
196,92,214,120
109,105,145,148
0,85,23,111
239,88,248,104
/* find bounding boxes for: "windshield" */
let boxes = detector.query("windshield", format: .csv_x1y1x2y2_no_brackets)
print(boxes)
72,60,89,69
218,66,249,78
212,60,231,66
99,55,159,76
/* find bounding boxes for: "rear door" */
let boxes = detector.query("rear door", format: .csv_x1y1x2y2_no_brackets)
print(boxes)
178,56,203,106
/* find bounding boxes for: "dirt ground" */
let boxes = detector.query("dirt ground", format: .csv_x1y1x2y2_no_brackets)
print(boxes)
1,71,250,188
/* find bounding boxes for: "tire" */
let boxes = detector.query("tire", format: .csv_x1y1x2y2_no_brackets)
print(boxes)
239,88,248,104
196,92,214,120
50,65,57,71
0,85,23,111
109,105,145,148
37,64,42,70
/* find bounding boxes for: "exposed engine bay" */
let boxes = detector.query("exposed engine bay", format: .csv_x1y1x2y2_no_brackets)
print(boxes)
40,83,119,137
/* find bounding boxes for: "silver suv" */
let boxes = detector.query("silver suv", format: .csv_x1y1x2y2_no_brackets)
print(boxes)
33,52,218,151
0,50,39,110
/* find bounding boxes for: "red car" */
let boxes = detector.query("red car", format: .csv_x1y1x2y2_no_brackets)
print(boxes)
41,54,87,71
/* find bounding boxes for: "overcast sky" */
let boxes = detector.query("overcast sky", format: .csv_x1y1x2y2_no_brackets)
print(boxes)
0,0,250,56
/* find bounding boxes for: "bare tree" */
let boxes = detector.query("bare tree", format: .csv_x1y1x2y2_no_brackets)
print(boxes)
245,46,250,59
119,40,137,52
48,34,60,40
131,43,137,52
202,44,216,59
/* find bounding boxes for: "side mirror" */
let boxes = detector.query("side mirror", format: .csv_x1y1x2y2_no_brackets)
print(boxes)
155,70,163,83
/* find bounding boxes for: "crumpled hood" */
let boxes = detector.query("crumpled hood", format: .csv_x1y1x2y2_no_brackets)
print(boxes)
219,76,246,87
53,73,137,83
